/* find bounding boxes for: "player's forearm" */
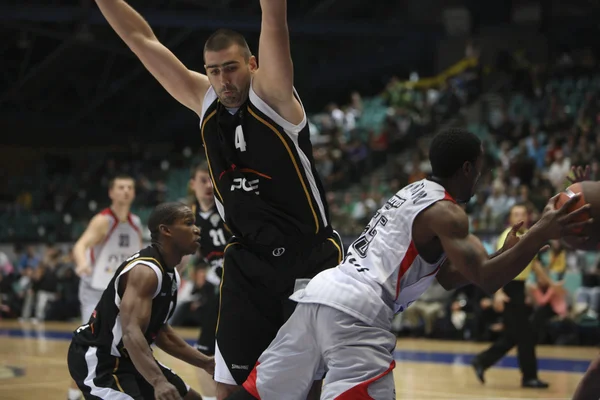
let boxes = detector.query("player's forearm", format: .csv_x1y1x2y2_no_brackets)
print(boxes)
95,0,156,41
155,325,211,369
122,327,167,387
72,242,88,268
260,0,288,28
479,229,547,293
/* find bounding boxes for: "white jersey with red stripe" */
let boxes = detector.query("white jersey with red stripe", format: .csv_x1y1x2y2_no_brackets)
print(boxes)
290,179,454,329
86,208,143,291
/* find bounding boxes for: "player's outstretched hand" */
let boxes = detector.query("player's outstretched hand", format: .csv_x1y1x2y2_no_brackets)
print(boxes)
537,193,593,240
567,165,591,184
154,380,181,400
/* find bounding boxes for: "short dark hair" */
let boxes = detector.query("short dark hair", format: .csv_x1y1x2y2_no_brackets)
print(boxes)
429,128,482,179
190,161,209,179
108,174,135,189
148,202,188,242
204,29,251,61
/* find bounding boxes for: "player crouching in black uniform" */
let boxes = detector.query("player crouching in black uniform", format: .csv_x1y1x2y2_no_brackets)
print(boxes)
67,202,214,400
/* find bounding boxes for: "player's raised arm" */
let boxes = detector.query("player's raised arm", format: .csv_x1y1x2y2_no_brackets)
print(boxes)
94,0,210,115
120,265,181,400
253,0,304,124
73,214,110,277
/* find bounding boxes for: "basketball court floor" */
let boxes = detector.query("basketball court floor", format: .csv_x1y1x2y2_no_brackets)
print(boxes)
0,320,592,399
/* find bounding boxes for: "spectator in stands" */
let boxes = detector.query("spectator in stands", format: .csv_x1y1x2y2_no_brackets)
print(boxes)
547,149,571,191
401,281,454,337
547,240,567,280
170,261,217,328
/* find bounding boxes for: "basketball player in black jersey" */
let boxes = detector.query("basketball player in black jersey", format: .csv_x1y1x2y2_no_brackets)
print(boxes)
68,202,214,400
190,162,232,400
95,0,342,398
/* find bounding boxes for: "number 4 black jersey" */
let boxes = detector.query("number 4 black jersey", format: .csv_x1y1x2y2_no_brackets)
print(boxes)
199,85,332,249
72,245,180,357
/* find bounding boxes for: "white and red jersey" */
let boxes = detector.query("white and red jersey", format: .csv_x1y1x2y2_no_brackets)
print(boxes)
86,208,143,291
291,179,455,329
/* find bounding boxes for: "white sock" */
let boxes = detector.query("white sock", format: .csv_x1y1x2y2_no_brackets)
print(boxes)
68,388,81,400
202,397,217,400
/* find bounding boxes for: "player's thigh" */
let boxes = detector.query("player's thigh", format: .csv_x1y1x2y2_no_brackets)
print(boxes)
317,305,397,399
79,283,103,322
215,245,281,385
68,343,144,399
244,303,322,399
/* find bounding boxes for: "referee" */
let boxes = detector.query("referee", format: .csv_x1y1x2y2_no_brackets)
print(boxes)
471,203,549,388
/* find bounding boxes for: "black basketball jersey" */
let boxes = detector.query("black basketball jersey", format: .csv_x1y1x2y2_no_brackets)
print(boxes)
72,245,179,356
192,200,231,265
199,85,332,249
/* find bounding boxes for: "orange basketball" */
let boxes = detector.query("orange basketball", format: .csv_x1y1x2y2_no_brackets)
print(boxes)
555,181,600,250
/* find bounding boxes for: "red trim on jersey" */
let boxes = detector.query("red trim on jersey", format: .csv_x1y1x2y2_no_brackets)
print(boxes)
395,241,418,300
205,250,224,261
335,360,396,400
443,191,456,203
127,213,142,238
242,362,261,399
101,208,120,246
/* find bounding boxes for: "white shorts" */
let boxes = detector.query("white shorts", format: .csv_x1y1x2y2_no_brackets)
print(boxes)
78,280,104,323
243,303,397,399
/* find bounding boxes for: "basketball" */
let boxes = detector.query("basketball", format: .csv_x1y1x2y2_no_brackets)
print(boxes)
555,181,600,250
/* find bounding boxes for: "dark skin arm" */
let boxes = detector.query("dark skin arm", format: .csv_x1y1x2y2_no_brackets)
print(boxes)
426,195,590,294
436,223,522,290
155,324,215,374
120,265,181,400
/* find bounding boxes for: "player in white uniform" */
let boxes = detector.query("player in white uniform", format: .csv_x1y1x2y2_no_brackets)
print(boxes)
68,174,142,400
227,128,592,400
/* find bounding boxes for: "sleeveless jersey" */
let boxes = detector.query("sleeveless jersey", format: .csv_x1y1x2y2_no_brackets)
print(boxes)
87,208,143,291
192,200,231,285
199,84,331,249
291,179,455,329
72,245,180,357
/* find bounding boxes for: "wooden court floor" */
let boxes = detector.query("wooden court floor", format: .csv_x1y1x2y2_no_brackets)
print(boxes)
0,320,594,399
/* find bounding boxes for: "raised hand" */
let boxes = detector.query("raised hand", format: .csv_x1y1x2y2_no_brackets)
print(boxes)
567,165,591,184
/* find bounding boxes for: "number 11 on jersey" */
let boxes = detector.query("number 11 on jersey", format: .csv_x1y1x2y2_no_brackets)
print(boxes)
235,125,247,152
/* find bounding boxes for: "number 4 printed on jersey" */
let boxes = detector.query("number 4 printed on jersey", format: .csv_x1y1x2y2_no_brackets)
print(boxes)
235,125,247,152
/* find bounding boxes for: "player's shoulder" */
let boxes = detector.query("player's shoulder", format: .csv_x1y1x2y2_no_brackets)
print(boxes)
89,210,114,228
419,199,468,235
124,246,163,269
129,213,143,226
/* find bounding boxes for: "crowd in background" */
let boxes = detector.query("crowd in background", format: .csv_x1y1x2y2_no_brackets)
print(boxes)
2,47,600,348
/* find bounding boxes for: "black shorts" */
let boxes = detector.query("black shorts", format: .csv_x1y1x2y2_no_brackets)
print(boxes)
68,341,189,399
214,231,343,385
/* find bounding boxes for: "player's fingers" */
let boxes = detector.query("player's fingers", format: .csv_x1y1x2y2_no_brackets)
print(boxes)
583,165,591,180
544,193,561,212
510,220,524,234
562,219,594,236
557,192,582,214
539,244,550,252
562,203,592,222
